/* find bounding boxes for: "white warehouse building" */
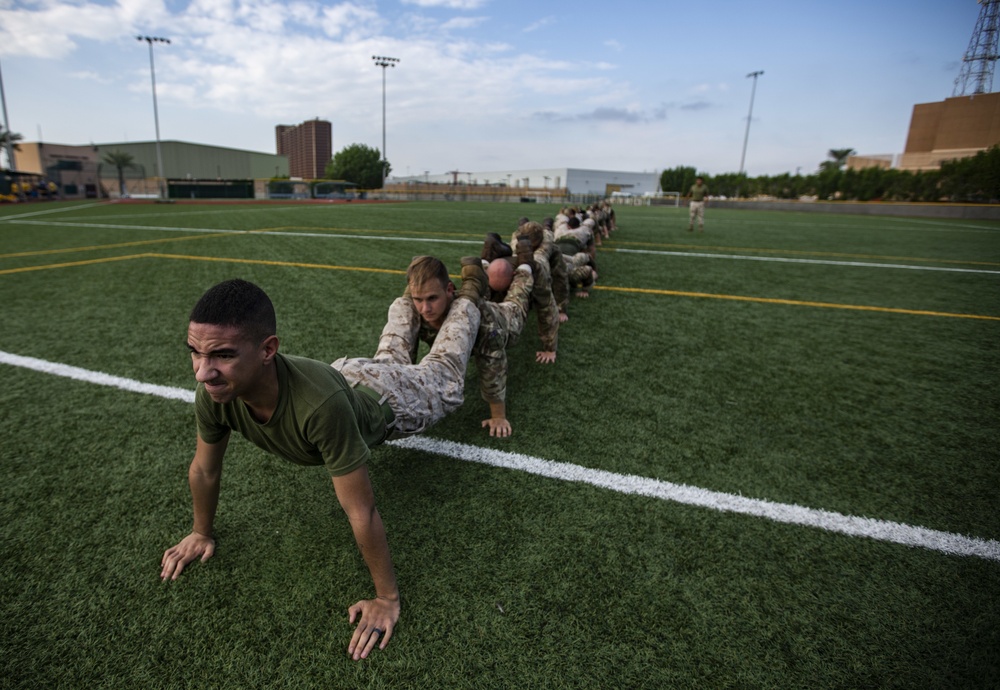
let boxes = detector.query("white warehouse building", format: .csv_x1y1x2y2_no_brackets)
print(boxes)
393,167,660,197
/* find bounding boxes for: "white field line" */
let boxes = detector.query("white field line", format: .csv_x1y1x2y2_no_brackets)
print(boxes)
0,202,108,221
3,348,998,563
614,248,1000,275
5,219,481,246
0,351,196,403
5,218,991,268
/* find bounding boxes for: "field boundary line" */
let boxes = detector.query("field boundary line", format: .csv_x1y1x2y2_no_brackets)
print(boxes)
0,233,237,259
6,219,483,246
0,201,108,221
595,284,1000,321
0,253,153,276
2,348,997,563
391,436,1000,562
4,250,994,320
610,240,1000,267
611,247,1000,274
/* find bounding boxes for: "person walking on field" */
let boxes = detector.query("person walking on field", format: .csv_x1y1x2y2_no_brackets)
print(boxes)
687,176,709,232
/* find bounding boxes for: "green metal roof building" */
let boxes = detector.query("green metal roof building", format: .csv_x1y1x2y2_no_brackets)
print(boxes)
95,140,288,180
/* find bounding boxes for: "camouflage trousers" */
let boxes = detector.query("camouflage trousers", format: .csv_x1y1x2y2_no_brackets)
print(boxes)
689,200,705,226
332,297,479,437
564,252,595,290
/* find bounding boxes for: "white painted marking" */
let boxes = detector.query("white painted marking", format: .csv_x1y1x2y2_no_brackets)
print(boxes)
8,220,481,246
0,350,195,403
615,247,1000,275
0,202,107,221
2,349,996,562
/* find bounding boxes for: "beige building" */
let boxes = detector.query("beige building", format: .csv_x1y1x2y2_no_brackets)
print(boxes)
16,142,102,198
15,140,288,199
851,91,1000,172
898,92,1000,171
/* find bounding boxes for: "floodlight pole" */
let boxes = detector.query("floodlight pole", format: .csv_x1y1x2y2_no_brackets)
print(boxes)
738,70,764,179
372,55,399,191
138,36,170,200
0,58,16,171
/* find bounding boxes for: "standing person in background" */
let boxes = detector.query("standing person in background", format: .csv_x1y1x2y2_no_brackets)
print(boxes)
687,176,709,232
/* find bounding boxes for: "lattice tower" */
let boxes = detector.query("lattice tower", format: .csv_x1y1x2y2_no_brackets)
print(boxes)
953,0,1000,96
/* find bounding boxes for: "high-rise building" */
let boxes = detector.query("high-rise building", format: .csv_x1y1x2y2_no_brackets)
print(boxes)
276,119,332,179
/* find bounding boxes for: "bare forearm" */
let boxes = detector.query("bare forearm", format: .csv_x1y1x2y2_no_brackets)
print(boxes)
350,511,399,602
488,400,506,420
188,464,220,537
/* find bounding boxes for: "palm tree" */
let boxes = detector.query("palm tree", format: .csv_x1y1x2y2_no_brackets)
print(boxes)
825,148,856,171
102,150,136,198
0,125,23,170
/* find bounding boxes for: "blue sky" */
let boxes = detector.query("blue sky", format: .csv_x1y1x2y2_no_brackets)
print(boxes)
0,0,983,177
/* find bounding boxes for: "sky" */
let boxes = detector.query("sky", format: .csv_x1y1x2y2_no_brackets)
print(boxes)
0,0,985,178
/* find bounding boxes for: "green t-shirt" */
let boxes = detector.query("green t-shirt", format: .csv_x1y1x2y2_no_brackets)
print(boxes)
195,353,388,477
689,182,708,202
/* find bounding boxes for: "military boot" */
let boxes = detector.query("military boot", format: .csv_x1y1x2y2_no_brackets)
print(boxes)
457,256,489,303
481,233,513,262
515,237,536,271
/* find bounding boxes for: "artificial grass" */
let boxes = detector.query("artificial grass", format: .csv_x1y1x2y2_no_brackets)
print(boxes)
1,200,998,688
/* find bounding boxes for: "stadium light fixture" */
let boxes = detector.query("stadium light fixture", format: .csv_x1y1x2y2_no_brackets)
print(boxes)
372,55,399,190
137,36,170,200
738,70,764,180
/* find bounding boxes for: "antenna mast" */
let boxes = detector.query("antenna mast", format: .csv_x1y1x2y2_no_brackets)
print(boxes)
953,0,1000,96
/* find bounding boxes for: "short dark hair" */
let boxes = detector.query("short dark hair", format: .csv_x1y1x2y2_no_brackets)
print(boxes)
189,279,276,345
568,216,581,229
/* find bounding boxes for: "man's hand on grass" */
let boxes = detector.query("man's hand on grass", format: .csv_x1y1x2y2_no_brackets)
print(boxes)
160,531,215,581
348,595,400,660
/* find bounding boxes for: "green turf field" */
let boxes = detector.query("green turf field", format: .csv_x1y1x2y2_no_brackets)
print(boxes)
2,200,998,688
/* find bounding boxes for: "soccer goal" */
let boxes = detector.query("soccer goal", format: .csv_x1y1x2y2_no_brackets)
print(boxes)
642,191,680,207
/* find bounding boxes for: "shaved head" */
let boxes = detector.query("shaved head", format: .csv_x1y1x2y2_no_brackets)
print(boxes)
486,259,514,293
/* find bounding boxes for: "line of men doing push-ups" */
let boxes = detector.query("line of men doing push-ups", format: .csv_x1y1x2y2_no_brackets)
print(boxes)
160,202,618,661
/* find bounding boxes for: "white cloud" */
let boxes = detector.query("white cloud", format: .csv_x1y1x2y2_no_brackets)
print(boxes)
440,16,487,31
401,0,488,8
523,16,553,33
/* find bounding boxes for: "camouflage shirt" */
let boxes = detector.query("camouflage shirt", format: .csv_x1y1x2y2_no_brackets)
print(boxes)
419,270,534,404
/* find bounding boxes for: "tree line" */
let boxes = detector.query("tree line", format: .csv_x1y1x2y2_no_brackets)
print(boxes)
660,145,1000,204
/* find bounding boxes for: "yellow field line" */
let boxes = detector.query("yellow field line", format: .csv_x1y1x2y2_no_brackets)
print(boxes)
593,284,1000,321
0,253,154,275
604,241,1000,268
0,232,237,259
4,251,995,321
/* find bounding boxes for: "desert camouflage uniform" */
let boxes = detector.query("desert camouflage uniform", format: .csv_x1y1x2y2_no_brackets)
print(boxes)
419,268,535,405
331,296,480,437
509,227,566,338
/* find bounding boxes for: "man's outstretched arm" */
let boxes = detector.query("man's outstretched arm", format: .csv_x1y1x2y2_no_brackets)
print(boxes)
161,433,229,580
332,465,400,661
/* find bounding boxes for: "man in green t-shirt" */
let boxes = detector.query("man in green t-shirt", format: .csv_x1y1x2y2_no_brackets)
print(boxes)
161,264,487,661
687,176,709,232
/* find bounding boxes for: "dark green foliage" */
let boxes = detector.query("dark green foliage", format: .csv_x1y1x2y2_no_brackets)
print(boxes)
325,143,390,189
0,201,997,688
676,144,999,202
659,165,700,194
